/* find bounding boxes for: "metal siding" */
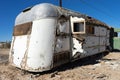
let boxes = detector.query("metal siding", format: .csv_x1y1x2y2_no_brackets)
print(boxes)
55,37,70,53
15,3,58,25
107,30,110,37
84,47,99,56
59,21,70,33
72,38,86,59
27,18,56,70
99,46,106,52
100,37,106,45
12,35,28,67
114,28,120,32
84,36,99,47
94,26,99,36
107,38,110,46
99,27,107,36
53,19,70,67
113,37,120,50
55,21,70,53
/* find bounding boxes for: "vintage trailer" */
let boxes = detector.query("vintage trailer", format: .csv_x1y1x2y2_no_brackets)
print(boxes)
9,3,111,72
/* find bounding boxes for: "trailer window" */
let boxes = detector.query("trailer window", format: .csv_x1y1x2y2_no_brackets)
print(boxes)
13,22,32,36
70,16,85,34
73,22,84,33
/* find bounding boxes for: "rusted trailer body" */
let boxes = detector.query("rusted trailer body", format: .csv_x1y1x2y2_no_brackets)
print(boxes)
9,3,111,72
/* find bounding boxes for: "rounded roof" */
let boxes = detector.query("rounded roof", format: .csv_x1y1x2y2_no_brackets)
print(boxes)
15,3,110,28
15,3,58,25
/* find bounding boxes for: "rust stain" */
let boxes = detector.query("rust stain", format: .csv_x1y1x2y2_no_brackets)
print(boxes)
20,35,30,69
9,36,16,65
53,51,70,67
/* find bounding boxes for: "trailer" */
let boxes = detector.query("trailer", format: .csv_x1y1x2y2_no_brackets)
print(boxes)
9,3,111,72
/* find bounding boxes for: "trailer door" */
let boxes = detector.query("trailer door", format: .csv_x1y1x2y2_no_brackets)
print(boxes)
53,16,70,67
70,16,86,60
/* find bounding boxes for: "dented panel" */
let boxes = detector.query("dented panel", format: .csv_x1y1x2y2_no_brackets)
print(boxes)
53,17,70,67
55,37,70,53
72,38,85,58
26,18,57,71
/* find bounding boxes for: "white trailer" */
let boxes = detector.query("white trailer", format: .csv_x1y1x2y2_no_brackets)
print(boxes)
9,3,111,72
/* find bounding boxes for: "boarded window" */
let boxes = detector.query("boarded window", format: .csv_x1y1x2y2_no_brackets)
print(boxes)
73,22,84,32
86,24,94,34
13,22,32,36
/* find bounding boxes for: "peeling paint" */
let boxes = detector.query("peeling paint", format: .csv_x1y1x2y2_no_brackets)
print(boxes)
72,38,86,59
9,3,111,72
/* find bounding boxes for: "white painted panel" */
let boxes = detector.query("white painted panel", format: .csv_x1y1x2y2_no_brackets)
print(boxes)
27,18,56,69
12,35,28,67
72,38,85,57
71,17,85,22
55,37,70,53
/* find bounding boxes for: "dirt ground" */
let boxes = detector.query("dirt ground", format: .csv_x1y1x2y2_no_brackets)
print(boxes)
0,49,120,80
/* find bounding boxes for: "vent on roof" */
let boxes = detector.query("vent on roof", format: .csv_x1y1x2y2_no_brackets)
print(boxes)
22,7,32,12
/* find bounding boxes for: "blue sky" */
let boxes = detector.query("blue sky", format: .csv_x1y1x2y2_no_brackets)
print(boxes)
0,0,120,41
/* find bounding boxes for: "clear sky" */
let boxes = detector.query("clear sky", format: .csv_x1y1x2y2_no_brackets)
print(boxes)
0,0,120,41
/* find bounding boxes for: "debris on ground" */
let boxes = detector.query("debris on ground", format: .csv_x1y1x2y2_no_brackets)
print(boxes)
0,49,120,80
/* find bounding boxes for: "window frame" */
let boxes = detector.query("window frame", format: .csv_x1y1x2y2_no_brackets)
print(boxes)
71,16,86,34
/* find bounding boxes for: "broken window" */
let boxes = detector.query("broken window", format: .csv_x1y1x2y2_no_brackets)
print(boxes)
13,22,32,36
70,16,85,34
73,22,84,32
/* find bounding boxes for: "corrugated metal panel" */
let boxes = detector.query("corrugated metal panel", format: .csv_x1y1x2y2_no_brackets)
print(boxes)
114,28,120,32
113,37,120,50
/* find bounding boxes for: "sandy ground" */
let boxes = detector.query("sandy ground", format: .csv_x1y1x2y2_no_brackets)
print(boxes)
0,49,120,80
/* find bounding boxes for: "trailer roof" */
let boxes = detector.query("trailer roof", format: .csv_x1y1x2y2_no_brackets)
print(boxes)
15,3,110,29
